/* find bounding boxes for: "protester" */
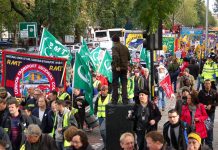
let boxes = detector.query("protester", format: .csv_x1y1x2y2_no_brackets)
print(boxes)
0,98,9,126
111,34,130,105
187,58,200,80
32,96,51,133
94,85,111,148
2,98,31,150
175,87,190,115
24,106,41,126
120,132,136,150
163,109,191,150
64,126,79,143
47,100,58,133
73,88,88,129
20,86,36,110
198,79,218,149
0,127,12,150
129,90,161,150
70,130,94,150
132,69,141,104
168,58,180,93
156,64,168,111
180,92,208,139
138,68,150,93
58,84,71,101
0,87,11,103
52,100,78,150
145,131,166,150
47,90,58,106
187,132,210,150
20,124,58,150
179,68,195,90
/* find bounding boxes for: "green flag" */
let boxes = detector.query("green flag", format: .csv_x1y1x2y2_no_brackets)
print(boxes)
140,48,150,69
79,39,96,71
140,48,146,61
74,52,94,113
39,28,72,65
98,50,112,83
90,47,101,66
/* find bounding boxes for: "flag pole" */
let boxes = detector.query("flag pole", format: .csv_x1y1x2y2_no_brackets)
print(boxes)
60,61,67,85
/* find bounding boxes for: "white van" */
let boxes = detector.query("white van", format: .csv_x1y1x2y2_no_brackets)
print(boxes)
94,28,124,49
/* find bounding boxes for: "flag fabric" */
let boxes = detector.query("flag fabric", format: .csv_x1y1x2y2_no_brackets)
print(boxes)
90,47,101,67
79,39,96,71
140,48,150,69
39,28,72,65
98,50,112,83
159,74,174,99
73,52,94,114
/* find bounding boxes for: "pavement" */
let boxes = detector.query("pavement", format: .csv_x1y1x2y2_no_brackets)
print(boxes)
87,98,218,150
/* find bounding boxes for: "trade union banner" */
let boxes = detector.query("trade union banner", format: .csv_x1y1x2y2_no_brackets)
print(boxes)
159,74,174,99
1,51,67,98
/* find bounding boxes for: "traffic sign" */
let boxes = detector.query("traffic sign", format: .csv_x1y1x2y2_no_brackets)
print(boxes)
19,22,37,38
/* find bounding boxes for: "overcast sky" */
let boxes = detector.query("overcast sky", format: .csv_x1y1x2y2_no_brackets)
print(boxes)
206,0,216,13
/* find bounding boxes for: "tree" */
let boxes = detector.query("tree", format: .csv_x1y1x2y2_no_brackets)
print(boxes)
174,0,199,26
133,0,181,33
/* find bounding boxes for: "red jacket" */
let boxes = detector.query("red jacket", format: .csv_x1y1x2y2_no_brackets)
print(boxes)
181,103,208,138
179,61,189,76
97,74,108,85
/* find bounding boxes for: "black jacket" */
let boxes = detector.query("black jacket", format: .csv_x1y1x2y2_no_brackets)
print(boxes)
0,127,12,150
1,110,31,150
131,102,161,132
163,121,192,150
23,134,58,150
198,89,218,115
0,108,9,126
188,63,200,80
32,107,51,133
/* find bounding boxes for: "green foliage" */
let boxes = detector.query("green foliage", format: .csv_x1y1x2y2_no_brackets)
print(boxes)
133,0,181,33
175,0,199,26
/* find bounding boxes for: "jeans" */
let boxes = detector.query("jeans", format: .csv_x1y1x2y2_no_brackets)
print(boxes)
205,112,215,149
158,87,165,109
56,141,64,150
112,69,128,104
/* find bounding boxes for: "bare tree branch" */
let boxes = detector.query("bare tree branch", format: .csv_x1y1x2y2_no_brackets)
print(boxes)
9,0,28,20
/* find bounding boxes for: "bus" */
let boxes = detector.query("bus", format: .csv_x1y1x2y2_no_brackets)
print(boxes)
94,28,124,49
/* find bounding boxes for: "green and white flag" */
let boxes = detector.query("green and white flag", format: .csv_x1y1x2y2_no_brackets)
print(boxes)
98,50,112,83
140,48,150,69
79,39,96,71
39,28,72,65
90,47,101,66
73,52,94,113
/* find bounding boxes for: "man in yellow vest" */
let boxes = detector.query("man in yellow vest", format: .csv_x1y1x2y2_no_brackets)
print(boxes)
58,84,71,101
201,52,218,90
51,100,77,150
94,85,111,149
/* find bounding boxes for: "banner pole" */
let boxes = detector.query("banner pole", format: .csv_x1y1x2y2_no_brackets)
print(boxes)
60,61,67,85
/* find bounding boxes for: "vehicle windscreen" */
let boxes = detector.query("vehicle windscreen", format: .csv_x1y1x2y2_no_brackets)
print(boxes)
109,31,122,38
95,32,107,38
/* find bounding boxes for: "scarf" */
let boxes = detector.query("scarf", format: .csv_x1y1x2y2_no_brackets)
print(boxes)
170,122,180,149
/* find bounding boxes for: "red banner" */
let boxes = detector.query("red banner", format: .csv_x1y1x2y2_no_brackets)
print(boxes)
159,74,173,99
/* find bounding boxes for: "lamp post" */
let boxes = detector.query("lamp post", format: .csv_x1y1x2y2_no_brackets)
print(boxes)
205,0,209,55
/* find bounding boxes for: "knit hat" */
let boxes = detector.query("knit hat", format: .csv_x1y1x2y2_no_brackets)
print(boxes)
138,90,149,95
188,132,201,143
25,124,42,136
111,34,120,42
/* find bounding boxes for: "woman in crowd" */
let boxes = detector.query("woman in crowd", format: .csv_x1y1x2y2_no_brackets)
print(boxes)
187,132,210,150
180,92,208,140
70,130,93,150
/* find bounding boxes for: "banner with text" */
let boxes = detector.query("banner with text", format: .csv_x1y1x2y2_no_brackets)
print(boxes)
162,37,175,55
124,32,143,50
2,51,66,98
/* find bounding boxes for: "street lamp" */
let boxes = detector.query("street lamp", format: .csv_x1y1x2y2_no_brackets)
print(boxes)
205,0,209,55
